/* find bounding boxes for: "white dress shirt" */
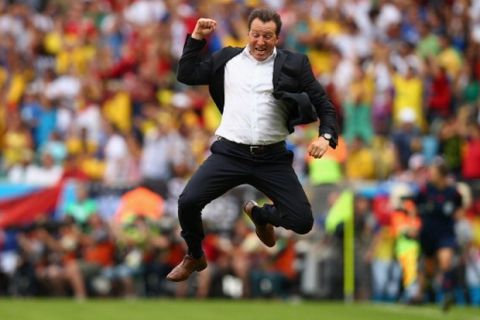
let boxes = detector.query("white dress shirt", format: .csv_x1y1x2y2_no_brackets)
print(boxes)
215,46,289,145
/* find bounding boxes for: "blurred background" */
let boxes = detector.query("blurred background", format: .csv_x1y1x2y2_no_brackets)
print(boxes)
0,0,479,308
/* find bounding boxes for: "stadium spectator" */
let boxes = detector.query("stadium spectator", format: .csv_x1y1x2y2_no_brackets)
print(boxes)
462,122,480,180
391,198,422,303
416,160,464,310
2,112,33,171
342,62,374,145
64,181,98,225
345,136,375,181
391,108,422,171
438,116,463,176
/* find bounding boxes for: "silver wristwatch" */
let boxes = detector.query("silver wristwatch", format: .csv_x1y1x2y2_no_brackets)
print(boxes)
321,133,332,141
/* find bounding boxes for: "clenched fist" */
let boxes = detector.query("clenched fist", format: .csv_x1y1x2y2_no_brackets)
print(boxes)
307,136,330,159
192,18,217,40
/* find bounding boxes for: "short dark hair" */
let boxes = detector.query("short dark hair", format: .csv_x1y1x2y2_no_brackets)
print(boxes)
247,8,282,36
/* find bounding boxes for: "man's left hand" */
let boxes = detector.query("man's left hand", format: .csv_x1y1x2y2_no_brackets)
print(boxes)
307,137,329,159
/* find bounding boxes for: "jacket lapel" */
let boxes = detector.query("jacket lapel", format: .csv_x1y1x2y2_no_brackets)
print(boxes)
212,47,243,73
273,50,287,88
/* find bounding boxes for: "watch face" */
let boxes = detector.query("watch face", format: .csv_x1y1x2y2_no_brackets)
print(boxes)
323,133,332,140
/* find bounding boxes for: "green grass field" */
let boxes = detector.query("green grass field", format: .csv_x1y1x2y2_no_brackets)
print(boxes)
0,299,478,320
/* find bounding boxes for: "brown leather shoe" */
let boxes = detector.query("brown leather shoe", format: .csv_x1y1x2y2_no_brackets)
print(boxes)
243,200,276,247
166,255,207,282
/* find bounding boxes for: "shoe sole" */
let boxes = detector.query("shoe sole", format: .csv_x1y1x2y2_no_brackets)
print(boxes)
256,231,275,247
166,259,208,282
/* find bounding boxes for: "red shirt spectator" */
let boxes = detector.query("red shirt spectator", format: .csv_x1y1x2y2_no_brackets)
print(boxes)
427,67,452,117
462,124,480,179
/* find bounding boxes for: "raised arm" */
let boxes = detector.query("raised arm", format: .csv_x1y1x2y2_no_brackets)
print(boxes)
177,18,218,85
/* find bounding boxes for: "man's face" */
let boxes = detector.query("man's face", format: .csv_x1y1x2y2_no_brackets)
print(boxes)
248,18,278,61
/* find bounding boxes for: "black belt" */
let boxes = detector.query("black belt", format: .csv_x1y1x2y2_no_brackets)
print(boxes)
216,137,286,155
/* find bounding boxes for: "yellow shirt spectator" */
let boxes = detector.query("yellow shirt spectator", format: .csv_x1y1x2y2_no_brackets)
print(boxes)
349,71,375,105
6,73,27,108
345,139,375,180
66,136,98,156
373,226,395,261
437,47,462,80
308,19,343,75
103,91,131,133
80,157,106,180
392,71,424,129
2,117,32,168
43,30,63,55
56,42,97,75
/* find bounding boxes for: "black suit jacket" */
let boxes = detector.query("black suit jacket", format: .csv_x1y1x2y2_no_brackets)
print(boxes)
177,35,339,148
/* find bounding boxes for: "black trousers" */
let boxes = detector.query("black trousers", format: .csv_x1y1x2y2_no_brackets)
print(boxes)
178,138,313,258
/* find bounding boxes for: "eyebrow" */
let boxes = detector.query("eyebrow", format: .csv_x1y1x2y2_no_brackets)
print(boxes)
250,30,275,35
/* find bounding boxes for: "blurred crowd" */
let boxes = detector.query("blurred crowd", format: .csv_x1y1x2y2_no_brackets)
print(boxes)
0,0,479,305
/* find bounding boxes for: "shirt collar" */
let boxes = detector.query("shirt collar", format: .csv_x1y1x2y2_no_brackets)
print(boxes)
243,46,277,63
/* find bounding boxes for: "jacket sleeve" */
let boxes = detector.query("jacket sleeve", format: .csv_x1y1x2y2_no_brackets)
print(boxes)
177,35,214,85
299,55,339,148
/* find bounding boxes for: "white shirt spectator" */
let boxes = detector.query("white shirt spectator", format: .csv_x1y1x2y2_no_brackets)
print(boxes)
32,13,53,32
140,130,183,180
376,3,402,38
368,61,392,93
8,165,30,184
343,0,374,37
8,152,63,187
23,164,63,186
103,133,130,185
56,106,73,136
0,14,24,49
170,8,190,59
331,32,372,60
123,0,166,26
331,58,355,98
9,151,63,186
75,103,102,142
45,75,81,100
